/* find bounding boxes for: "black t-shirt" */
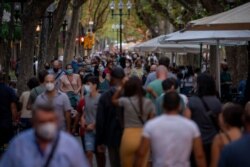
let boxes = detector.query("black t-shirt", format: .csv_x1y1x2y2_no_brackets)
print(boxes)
0,83,17,128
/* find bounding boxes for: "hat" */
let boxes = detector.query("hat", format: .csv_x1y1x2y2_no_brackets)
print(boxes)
111,67,125,79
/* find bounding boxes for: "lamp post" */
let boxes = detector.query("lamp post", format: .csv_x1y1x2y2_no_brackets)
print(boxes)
112,24,124,50
110,0,131,53
89,21,94,32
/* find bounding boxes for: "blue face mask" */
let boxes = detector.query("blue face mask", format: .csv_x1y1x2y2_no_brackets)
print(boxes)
66,69,73,75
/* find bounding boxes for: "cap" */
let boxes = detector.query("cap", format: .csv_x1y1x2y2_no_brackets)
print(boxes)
111,67,125,79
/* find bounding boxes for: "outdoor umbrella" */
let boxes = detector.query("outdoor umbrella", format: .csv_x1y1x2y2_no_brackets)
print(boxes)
187,2,250,30
133,35,207,53
160,30,250,95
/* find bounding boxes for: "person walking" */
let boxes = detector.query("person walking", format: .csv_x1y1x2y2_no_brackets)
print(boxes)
146,65,168,101
79,77,101,166
218,102,250,167
48,60,65,88
112,76,155,167
19,77,39,130
0,104,89,167
188,74,222,166
210,103,243,167
155,78,190,118
34,74,72,132
0,72,18,154
60,64,82,109
135,92,207,167
27,70,48,109
95,67,125,167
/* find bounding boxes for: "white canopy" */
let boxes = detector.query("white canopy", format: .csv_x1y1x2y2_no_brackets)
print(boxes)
133,35,206,53
161,30,250,43
160,30,250,96
187,2,250,30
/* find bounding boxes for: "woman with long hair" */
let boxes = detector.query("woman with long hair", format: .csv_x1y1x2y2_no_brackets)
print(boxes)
210,103,243,167
112,76,155,167
188,74,222,166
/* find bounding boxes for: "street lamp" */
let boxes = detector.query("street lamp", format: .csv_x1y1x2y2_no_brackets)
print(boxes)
110,0,131,53
112,24,124,49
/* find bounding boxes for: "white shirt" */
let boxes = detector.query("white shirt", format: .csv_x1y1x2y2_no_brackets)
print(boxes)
19,91,32,118
143,114,200,167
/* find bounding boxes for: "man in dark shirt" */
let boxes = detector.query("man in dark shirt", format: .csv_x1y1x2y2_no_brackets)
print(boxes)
218,103,250,167
96,67,125,167
0,72,18,151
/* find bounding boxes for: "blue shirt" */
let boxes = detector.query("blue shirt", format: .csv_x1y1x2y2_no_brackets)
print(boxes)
0,129,89,167
218,134,250,167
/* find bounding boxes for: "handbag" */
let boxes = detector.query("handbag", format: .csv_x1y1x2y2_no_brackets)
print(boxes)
200,97,220,131
129,98,145,125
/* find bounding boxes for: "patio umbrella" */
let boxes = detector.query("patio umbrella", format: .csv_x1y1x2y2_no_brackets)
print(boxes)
187,2,250,30
160,30,250,95
133,35,207,53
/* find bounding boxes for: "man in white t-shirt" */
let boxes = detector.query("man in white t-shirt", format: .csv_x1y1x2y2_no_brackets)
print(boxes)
135,92,207,167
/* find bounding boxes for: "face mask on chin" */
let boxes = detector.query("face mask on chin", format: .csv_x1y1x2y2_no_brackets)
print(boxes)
36,123,58,141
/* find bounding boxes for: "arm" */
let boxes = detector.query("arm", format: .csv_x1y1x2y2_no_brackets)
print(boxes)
11,102,18,123
183,107,192,119
146,87,158,99
210,135,222,167
76,75,82,94
134,137,151,167
193,137,207,167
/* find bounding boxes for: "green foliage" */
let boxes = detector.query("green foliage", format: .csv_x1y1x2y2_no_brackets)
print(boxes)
14,24,21,40
0,23,9,39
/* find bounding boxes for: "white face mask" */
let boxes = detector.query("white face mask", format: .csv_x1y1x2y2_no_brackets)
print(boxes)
36,123,57,140
45,83,55,91
84,85,90,93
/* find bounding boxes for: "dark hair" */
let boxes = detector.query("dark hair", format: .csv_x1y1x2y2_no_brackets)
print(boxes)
87,76,99,89
27,77,39,90
38,70,49,83
159,56,170,68
197,73,216,97
162,78,178,91
124,76,144,115
32,103,55,117
185,66,194,78
65,64,72,69
222,103,243,128
163,92,180,111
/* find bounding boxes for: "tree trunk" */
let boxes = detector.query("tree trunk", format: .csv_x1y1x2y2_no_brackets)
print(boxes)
38,16,50,70
226,46,248,86
63,0,82,65
47,0,70,60
17,18,36,94
17,0,54,95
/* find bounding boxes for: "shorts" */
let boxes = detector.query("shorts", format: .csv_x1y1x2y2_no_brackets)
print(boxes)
83,131,95,152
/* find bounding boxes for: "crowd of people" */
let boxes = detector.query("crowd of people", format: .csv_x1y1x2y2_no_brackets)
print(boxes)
0,52,250,167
